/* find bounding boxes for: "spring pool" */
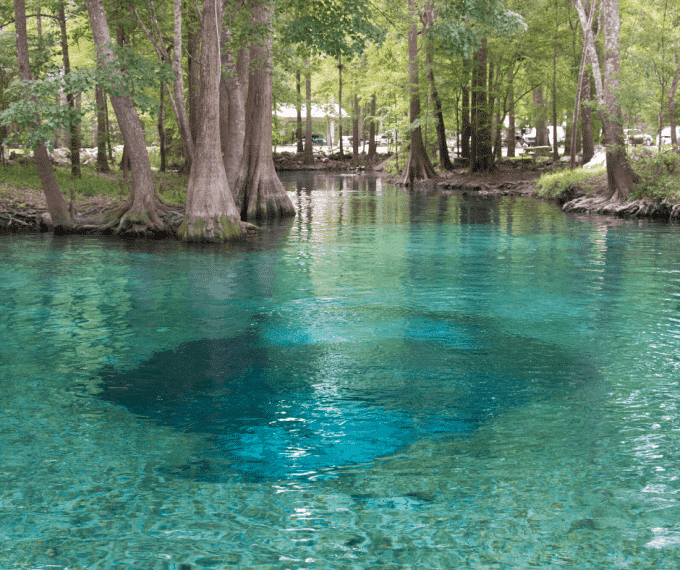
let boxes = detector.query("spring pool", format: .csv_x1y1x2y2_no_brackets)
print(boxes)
1,172,680,568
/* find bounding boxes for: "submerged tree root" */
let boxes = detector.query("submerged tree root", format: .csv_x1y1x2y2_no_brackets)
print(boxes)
562,195,680,219
178,214,245,242
0,206,262,242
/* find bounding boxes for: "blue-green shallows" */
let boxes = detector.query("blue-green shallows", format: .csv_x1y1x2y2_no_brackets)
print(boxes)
2,172,680,568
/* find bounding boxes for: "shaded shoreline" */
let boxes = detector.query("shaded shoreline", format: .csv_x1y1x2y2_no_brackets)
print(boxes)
2,157,679,237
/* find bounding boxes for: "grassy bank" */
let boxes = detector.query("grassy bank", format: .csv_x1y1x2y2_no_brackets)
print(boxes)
0,162,188,207
536,148,680,203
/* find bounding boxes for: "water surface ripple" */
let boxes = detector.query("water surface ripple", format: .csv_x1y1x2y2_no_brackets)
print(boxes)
1,172,680,568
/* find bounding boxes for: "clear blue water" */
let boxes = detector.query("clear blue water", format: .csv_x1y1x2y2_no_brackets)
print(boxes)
2,171,680,568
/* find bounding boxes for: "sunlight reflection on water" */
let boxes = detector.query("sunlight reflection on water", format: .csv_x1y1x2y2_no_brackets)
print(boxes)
2,173,680,567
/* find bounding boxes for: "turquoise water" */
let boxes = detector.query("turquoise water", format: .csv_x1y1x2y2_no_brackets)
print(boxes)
2,172,680,568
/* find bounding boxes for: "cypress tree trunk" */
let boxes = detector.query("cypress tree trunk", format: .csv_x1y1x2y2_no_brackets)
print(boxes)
86,0,166,234
219,27,245,190
95,85,110,172
533,87,548,146
402,0,436,185
57,3,80,178
461,58,471,159
425,38,454,170
234,0,295,220
296,70,303,153
179,0,242,241
304,69,313,164
470,39,494,172
507,70,516,158
14,0,71,229
581,73,594,163
352,94,360,158
187,18,201,146
570,0,636,199
367,93,377,160
158,83,166,172
602,0,636,200
173,0,193,170
669,54,679,148
338,54,344,155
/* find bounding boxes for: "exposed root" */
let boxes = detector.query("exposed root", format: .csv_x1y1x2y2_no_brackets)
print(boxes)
563,194,676,219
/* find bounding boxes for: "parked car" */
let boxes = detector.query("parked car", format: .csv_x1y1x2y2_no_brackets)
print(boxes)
378,133,393,145
311,134,326,145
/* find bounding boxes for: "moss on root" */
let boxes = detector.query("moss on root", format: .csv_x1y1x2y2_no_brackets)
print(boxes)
178,214,243,242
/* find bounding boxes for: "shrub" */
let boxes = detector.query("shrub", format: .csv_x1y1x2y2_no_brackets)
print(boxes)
535,164,606,198
630,149,680,200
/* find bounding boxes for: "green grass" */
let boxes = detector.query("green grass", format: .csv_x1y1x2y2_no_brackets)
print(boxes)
0,162,124,197
0,160,188,205
535,164,607,198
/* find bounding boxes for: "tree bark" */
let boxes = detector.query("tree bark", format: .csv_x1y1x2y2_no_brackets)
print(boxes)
571,0,636,199
533,87,548,146
552,15,559,161
173,0,194,169
86,0,165,234
234,0,295,220
95,85,110,172
367,93,377,160
57,2,81,178
188,15,201,146
338,54,344,155
507,70,516,158
14,0,71,229
179,0,242,241
425,33,453,170
219,26,245,190
581,73,594,163
402,0,436,184
602,0,636,199
158,83,166,172
352,94,360,158
303,69,313,164
461,58,471,159
135,0,195,170
570,25,590,168
296,70,303,153
669,54,679,148
470,39,494,172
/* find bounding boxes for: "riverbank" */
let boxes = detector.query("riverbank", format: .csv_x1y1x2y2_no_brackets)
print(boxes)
3,147,680,235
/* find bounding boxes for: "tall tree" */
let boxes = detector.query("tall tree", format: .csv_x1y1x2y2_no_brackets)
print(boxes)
179,0,242,240
470,38,493,172
402,0,436,185
14,0,71,229
424,6,454,170
56,1,80,178
85,0,166,234
134,0,194,170
570,0,637,199
234,0,295,220
219,25,246,190
304,67,313,164
367,93,377,160
95,85,110,172
461,57,471,159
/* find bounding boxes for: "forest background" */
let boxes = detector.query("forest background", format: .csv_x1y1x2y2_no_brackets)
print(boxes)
1,0,680,239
